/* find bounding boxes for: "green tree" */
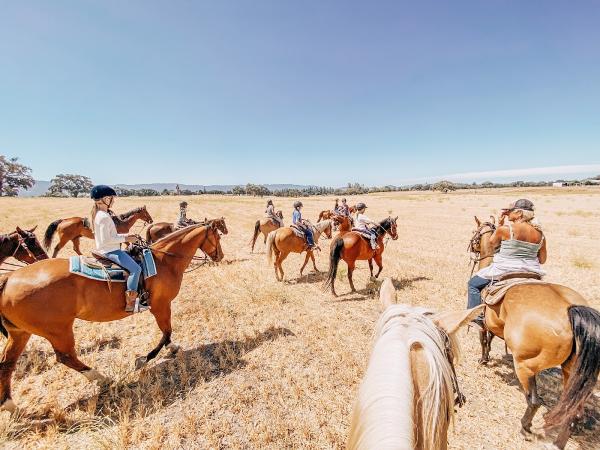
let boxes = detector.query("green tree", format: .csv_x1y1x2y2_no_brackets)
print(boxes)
432,180,456,193
48,174,93,197
0,155,35,196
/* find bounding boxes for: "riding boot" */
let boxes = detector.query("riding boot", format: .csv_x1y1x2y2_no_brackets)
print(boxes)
370,236,379,250
125,290,149,313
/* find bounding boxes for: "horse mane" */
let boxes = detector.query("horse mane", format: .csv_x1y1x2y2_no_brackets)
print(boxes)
151,223,207,249
117,207,145,221
349,304,455,450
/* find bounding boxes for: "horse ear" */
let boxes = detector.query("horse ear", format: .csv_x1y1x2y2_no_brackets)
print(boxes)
431,305,484,336
394,216,398,222
379,278,396,309
16,226,23,234
474,216,481,227
28,225,38,233
489,215,495,225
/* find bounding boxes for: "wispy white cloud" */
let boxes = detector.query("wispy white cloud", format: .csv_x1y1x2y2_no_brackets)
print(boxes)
400,164,600,184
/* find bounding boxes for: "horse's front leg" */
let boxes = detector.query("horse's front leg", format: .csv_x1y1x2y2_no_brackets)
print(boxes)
373,254,383,278
300,251,311,276
368,259,374,279
135,305,177,369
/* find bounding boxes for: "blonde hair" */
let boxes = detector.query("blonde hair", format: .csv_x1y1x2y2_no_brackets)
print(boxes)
90,198,112,232
516,209,542,232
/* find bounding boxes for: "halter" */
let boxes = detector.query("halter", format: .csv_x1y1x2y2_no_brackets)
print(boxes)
0,232,41,272
468,222,497,276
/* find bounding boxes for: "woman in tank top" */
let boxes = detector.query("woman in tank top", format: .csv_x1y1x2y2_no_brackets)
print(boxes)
467,198,547,311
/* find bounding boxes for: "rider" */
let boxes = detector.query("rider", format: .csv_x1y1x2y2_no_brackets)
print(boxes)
90,185,148,313
467,199,547,319
337,198,350,216
265,199,283,227
355,203,379,250
177,201,196,228
333,198,339,212
292,201,316,250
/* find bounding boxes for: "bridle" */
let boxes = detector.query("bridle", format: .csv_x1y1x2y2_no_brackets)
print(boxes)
468,222,497,276
0,232,42,271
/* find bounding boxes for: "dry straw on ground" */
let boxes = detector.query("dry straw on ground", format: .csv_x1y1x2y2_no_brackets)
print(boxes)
0,187,599,449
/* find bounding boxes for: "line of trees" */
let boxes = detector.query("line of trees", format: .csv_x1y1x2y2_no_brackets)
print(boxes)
2,154,600,198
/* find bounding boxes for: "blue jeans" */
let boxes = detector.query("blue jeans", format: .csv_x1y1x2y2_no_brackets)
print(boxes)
304,228,315,246
104,250,142,293
467,275,491,309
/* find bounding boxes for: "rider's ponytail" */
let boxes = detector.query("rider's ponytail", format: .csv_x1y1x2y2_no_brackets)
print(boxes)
90,204,99,232
518,209,543,232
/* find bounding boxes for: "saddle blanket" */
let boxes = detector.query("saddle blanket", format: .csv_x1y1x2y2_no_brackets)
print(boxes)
69,249,157,282
482,277,547,305
290,225,308,239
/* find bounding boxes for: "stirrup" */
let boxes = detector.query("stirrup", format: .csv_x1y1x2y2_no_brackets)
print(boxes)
134,298,150,313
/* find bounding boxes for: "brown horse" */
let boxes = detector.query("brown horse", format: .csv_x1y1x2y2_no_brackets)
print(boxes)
44,206,154,257
266,220,333,281
324,217,398,296
470,216,600,448
0,227,48,267
146,218,228,244
0,222,224,412
250,211,284,252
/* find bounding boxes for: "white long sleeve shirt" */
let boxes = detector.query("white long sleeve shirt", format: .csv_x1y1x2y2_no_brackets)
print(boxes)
94,210,126,254
356,213,375,231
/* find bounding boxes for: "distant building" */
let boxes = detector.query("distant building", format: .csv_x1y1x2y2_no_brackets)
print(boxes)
552,182,567,187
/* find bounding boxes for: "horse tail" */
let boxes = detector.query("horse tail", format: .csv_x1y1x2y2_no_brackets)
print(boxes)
544,305,600,431
250,220,260,251
43,219,62,250
324,237,344,291
0,276,8,338
266,230,277,265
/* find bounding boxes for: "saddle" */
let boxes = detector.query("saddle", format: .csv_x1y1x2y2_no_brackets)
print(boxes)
482,272,546,306
290,224,307,239
84,251,121,270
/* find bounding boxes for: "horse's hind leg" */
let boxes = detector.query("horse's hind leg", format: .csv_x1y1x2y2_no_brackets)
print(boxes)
52,236,70,258
50,328,108,384
515,363,541,436
0,325,31,412
347,261,357,293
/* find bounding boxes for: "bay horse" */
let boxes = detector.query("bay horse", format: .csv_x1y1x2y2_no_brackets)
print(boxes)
0,227,48,267
0,222,223,412
43,206,154,257
266,220,333,281
470,215,600,448
348,278,483,449
324,217,398,296
250,211,284,252
146,218,228,243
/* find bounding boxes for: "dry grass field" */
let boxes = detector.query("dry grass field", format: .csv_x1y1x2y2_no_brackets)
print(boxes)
0,187,599,449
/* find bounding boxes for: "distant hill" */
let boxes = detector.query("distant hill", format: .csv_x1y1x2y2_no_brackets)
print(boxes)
19,181,311,197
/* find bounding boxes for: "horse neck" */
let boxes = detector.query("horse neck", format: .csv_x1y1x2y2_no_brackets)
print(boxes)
314,220,330,238
152,225,209,271
121,211,143,229
0,234,17,261
478,236,495,270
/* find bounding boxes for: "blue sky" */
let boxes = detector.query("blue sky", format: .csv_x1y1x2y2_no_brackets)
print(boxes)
1,1,599,186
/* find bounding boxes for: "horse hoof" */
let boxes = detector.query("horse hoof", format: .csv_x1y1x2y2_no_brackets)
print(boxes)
135,356,148,370
82,369,110,385
478,357,489,366
166,343,181,355
0,399,17,414
520,426,533,439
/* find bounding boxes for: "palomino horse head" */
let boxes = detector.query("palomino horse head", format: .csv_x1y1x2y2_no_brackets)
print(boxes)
201,221,225,262
315,219,333,239
469,216,497,270
14,226,49,263
209,217,228,235
348,278,483,450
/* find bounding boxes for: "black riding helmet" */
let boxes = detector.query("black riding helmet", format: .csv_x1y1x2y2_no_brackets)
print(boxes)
90,185,117,200
356,202,367,210
294,201,303,208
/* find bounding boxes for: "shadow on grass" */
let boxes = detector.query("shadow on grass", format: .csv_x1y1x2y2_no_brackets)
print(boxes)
330,275,431,300
9,327,294,437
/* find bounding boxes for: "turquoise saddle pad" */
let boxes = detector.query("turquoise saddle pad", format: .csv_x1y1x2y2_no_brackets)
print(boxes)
69,249,157,282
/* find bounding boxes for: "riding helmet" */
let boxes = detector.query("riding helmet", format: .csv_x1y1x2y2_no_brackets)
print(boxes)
356,202,367,210
294,201,303,208
267,199,273,206
180,201,188,208
90,185,117,200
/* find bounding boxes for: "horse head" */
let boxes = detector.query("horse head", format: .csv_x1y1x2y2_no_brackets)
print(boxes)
203,221,224,262
15,226,49,263
140,206,154,224
469,216,497,271
210,217,228,235
276,210,284,219
380,216,399,240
